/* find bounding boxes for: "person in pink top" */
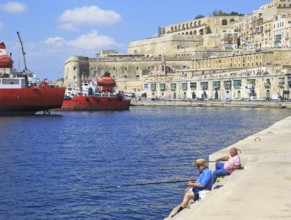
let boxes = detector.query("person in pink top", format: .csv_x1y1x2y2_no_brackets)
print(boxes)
212,147,241,184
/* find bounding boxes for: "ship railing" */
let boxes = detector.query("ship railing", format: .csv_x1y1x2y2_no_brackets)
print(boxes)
95,92,119,98
0,73,10,78
77,91,125,98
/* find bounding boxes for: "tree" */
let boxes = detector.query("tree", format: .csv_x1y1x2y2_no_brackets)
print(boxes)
230,11,239,15
212,10,243,16
195,14,205,19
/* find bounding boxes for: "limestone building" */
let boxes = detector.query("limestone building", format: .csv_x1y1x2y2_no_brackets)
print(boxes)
64,0,291,101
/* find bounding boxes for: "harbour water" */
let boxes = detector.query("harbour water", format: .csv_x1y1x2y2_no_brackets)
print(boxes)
1,106,291,220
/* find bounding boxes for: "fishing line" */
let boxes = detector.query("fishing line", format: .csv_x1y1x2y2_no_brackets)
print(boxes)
18,178,195,202
114,179,193,188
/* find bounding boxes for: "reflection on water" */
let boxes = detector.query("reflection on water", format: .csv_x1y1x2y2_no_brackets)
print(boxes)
0,107,290,219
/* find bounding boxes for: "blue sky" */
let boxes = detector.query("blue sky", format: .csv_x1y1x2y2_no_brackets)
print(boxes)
0,0,269,80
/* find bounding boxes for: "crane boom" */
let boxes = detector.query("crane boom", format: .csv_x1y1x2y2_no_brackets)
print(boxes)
17,31,28,72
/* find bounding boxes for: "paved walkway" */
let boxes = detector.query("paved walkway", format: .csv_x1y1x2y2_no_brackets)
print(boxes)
167,116,291,220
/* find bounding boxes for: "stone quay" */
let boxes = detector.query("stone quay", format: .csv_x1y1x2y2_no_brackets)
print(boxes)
166,115,291,220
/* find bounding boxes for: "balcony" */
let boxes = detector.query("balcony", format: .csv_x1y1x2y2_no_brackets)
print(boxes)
278,84,284,89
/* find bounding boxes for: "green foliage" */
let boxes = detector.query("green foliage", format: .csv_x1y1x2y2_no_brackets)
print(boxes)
212,10,244,16
195,14,205,19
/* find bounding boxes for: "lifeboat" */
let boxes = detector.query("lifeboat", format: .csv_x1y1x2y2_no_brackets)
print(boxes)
0,56,12,68
97,72,116,92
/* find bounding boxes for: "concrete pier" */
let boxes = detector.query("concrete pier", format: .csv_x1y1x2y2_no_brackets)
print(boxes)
131,100,291,109
167,115,291,220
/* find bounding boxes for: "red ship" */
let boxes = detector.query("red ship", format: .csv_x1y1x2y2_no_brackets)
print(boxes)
61,72,131,111
0,35,65,115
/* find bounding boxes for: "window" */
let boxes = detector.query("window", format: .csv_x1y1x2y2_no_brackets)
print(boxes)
233,80,241,89
201,82,208,90
170,83,176,91
224,81,232,89
222,19,228,25
181,83,188,91
213,81,220,89
190,82,197,90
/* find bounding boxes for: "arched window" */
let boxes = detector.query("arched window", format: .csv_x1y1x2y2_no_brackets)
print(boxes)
222,19,228,25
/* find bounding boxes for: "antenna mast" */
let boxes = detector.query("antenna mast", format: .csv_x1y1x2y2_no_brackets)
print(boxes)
16,31,28,72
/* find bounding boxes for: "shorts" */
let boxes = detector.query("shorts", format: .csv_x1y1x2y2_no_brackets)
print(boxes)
186,187,200,201
193,191,200,201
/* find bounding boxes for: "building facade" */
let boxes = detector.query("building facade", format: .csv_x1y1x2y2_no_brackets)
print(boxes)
64,0,291,101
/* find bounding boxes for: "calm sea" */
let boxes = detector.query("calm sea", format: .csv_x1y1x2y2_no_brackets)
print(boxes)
0,106,291,220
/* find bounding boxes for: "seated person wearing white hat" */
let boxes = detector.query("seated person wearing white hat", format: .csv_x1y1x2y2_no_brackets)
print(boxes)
171,158,213,218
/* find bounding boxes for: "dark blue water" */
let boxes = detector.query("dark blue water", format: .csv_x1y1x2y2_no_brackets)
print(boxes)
0,106,290,220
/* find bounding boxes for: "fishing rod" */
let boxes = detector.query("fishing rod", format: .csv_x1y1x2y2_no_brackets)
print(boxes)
115,179,194,188
113,160,217,188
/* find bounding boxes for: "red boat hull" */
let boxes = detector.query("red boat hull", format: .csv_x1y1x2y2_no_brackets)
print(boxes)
0,87,66,115
61,96,131,111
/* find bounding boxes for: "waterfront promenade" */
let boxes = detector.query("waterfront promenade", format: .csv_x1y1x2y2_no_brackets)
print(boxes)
132,100,291,109
166,115,291,220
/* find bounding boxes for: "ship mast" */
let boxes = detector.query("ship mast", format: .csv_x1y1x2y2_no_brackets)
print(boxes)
16,31,28,72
